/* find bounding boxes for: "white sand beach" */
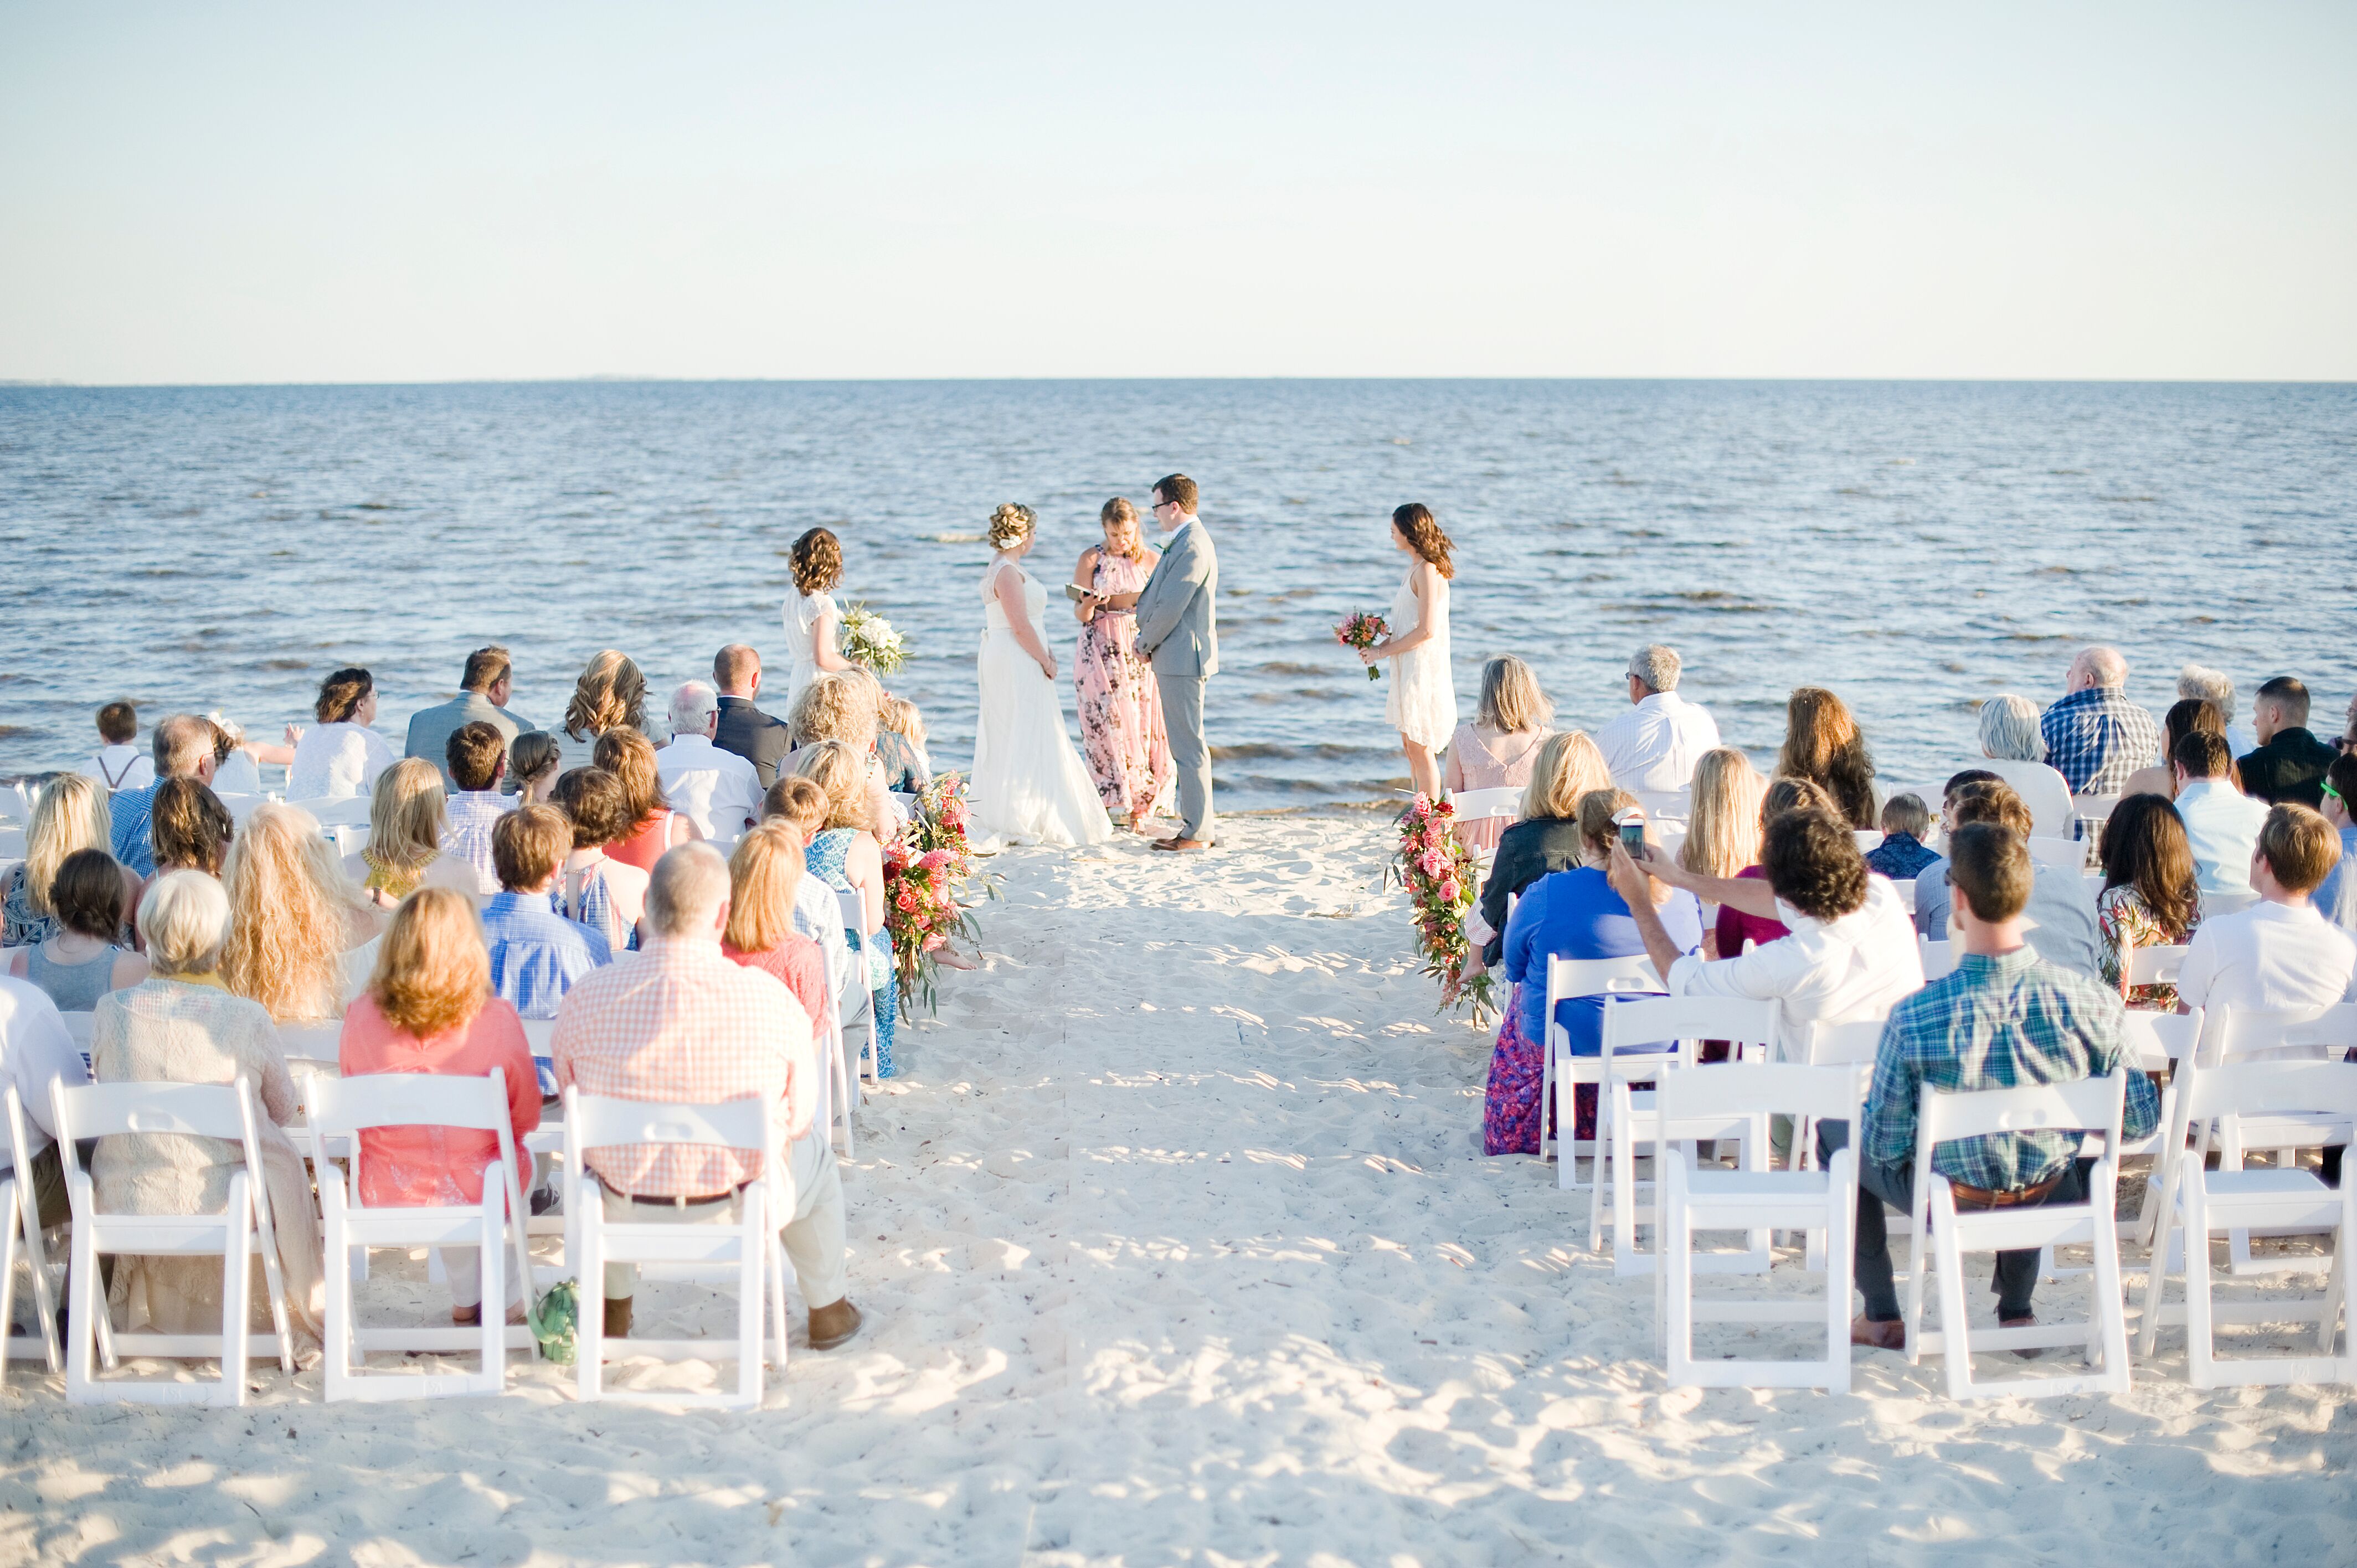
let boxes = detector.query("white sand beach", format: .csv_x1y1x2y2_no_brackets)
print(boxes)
7,813,2355,1565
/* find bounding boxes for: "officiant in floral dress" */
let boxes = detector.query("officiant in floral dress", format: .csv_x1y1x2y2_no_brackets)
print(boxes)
1071,498,1174,828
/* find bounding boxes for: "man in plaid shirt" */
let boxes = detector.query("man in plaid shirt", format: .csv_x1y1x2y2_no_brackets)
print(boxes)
553,842,862,1349
2038,646,2163,795
1821,822,2157,1350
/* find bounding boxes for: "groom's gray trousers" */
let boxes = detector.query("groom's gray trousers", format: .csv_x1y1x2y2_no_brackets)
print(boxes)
1161,675,1213,842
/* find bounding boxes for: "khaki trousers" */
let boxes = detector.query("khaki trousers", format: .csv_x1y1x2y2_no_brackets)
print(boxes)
599,1132,848,1308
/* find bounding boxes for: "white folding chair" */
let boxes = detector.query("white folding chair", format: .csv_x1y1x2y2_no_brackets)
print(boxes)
2115,935,2190,1000
50,1076,298,1405
2198,1004,2357,1275
2134,1058,2357,1386
1901,1075,2133,1400
1854,829,1884,854
565,1088,789,1410
2026,837,2085,871
1447,787,1522,832
212,792,267,825
1630,788,1690,824
286,796,373,829
2073,795,2121,839
2200,888,2259,919
1795,1018,1901,1272
3,1086,64,1384
2120,1009,2202,1249
1596,996,1778,1274
1888,879,1916,911
1918,938,1957,981
1541,955,1664,1190
836,886,883,1085
1658,1064,1868,1390
305,1069,537,1400
61,1010,96,1079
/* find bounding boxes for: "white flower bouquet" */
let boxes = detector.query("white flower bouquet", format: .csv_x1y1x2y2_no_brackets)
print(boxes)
840,603,908,675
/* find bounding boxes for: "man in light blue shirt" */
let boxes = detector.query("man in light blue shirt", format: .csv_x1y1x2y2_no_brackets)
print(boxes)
2171,730,2269,894
482,806,610,1025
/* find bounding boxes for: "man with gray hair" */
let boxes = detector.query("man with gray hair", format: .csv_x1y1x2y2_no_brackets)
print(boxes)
2178,663,2254,758
655,680,763,845
2038,645,2160,796
1594,643,1721,803
107,714,219,877
552,843,862,1349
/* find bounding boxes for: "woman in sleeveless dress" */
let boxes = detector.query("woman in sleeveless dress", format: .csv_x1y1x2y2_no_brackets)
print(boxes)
797,740,896,1077
781,527,855,719
1442,656,1554,853
1356,503,1458,801
1071,497,1175,829
971,504,1115,850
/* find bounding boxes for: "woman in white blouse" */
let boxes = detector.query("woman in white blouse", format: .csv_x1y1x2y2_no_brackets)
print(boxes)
781,527,855,718
285,668,395,801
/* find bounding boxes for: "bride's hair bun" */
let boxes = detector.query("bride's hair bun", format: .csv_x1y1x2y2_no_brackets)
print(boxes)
986,503,1037,550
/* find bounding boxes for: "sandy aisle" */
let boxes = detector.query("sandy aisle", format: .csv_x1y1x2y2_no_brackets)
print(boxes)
7,814,2355,1565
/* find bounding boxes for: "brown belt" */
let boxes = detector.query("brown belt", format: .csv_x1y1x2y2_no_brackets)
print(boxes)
1946,1173,2063,1209
619,1184,745,1208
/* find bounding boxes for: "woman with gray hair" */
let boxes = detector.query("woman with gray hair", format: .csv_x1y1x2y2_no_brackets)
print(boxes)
2178,664,2255,757
89,870,324,1342
1974,693,2075,837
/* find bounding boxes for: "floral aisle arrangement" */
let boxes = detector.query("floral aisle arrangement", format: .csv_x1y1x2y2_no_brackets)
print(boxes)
1393,793,1495,1022
881,771,995,1018
840,603,908,675
1334,611,1390,680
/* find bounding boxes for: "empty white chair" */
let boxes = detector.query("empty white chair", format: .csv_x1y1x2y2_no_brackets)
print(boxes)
1541,954,1664,1188
277,1020,343,1081
2135,1059,2357,1386
2120,1009,2204,1249
1793,1018,1902,1271
1901,1075,2133,1400
1658,1064,1867,1390
566,1088,788,1409
1918,938,1957,981
517,1019,572,1252
212,792,267,825
2025,837,2085,871
1447,787,1522,834
2199,1005,2357,1275
2,1087,63,1384
50,1076,298,1405
1596,996,1778,1273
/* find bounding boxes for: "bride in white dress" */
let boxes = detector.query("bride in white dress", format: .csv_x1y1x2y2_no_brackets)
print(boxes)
1356,502,1458,800
971,504,1115,849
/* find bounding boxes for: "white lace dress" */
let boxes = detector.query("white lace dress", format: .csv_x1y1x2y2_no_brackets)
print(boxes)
1384,568,1457,750
779,589,838,717
971,561,1114,849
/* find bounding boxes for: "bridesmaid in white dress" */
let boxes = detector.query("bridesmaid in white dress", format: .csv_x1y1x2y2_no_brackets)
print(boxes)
780,527,855,716
971,504,1115,850
1356,502,1458,800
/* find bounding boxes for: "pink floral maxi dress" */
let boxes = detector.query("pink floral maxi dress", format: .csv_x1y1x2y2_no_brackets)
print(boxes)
1076,550,1176,821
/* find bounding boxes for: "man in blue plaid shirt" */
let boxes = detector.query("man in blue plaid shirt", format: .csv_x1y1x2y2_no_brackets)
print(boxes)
2038,646,2163,795
1821,822,2158,1349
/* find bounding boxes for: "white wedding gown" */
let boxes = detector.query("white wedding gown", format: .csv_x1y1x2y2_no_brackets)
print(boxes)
971,561,1114,849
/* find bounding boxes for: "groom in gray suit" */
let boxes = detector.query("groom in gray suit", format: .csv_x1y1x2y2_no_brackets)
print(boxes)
1095,473,1218,850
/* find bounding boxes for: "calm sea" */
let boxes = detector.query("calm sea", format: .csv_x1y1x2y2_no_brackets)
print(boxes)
2,380,2350,810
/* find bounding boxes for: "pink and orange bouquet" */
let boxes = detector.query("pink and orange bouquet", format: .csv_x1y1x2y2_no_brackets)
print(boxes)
1334,611,1390,680
1393,793,1496,1022
882,772,996,1018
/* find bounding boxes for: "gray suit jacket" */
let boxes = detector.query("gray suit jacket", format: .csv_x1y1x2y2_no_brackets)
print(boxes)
404,692,532,791
1133,518,1218,679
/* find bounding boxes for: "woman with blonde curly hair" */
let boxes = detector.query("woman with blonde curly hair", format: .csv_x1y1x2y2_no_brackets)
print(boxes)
2,772,138,947
796,739,900,1075
971,503,1114,849
344,757,481,907
555,650,650,775
594,726,701,872
782,526,854,715
337,886,539,1324
790,670,909,839
1356,503,1458,800
222,802,382,1022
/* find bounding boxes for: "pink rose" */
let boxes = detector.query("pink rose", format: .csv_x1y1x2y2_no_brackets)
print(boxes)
1439,878,1459,902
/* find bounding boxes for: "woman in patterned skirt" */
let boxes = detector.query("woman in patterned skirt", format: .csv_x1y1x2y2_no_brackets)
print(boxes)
1070,497,1174,829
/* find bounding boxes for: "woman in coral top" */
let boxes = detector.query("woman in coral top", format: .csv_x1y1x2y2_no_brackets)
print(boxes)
337,886,541,1325
596,727,701,873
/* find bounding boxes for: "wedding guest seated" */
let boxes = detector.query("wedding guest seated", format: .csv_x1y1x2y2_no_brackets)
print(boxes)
83,700,153,795
1915,781,2101,976
1973,693,2075,837
203,713,295,797
712,643,794,789
796,741,896,1077
1484,789,1702,1156
2093,792,2203,1009
1468,731,1612,983
404,644,532,789
481,804,611,1019
7,774,138,948
1595,643,1720,803
109,714,218,878
1610,799,1922,1059
1864,793,1939,881
1713,776,1839,963
2118,698,2232,803
91,869,325,1342
596,727,701,873
550,767,648,952
550,843,862,1349
139,781,233,930
2178,803,2356,1025
1776,686,1877,829
2171,730,2270,895
2313,752,2357,935
509,730,563,806
2040,645,2161,796
877,694,933,796
760,776,856,999
286,667,397,801
222,803,383,1023
338,886,540,1325
2178,663,2255,757
789,673,908,839
439,721,513,894
2238,676,2339,808
345,758,481,909
555,650,653,776
0,964,85,1239
1444,655,1555,853
1826,823,2153,1350
722,821,830,1030
3,849,149,1009
1675,749,1769,932
655,682,763,847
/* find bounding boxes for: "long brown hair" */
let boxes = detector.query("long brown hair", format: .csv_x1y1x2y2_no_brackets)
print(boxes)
368,887,491,1039
593,726,669,828
2098,793,2200,940
1392,503,1455,579
1775,687,1876,830
790,527,843,595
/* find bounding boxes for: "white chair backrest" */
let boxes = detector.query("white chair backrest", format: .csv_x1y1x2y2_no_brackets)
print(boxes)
1803,1017,1888,1066
1546,953,1665,1003
1656,1061,1865,1125
2082,871,2107,898
2176,1057,2357,1128
2122,943,2190,988
1629,788,1690,824
52,1077,250,1147
2119,1009,2202,1072
1449,787,1522,824
1888,879,1915,909
306,1070,511,1141
521,1018,556,1057
212,792,267,825
1917,1074,2124,1152
60,1011,96,1048
286,796,373,828
2200,888,2258,919
276,1020,342,1069
2209,1003,2357,1067
1598,995,1777,1062
1918,937,1957,981
2026,837,2083,870
835,885,871,938
2073,793,2121,826
567,1089,771,1164
1854,830,1883,853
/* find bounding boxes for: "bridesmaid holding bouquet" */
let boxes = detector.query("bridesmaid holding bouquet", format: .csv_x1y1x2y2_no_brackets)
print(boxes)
1072,497,1175,829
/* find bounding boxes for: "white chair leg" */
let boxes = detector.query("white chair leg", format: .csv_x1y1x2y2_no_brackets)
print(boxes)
221,1174,252,1407
1930,1183,1977,1400
575,1177,604,1403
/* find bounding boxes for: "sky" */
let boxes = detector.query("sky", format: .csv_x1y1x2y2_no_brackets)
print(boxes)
2,2,2352,385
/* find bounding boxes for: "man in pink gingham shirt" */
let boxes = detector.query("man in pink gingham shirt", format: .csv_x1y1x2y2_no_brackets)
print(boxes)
552,842,863,1349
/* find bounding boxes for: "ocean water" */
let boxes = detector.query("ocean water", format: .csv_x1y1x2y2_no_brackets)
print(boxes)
2,379,2351,809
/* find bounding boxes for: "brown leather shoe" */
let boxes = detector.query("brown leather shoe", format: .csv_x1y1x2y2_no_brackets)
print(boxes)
1152,837,1212,852
1850,1314,1906,1350
2001,1313,2042,1358
808,1297,863,1350
603,1296,634,1339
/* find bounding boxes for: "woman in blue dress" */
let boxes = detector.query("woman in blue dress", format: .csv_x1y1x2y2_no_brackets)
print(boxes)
796,739,896,1077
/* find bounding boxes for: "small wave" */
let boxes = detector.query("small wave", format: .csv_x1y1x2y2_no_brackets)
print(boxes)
0,724,47,741
1256,661,1329,677
920,532,987,544
2098,494,2159,504
1211,741,1392,762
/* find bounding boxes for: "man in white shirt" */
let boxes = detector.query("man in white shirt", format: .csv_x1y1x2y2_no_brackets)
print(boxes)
1594,644,1721,806
2,971,89,1234
1606,805,1924,1058
2178,803,2357,1028
2171,730,2271,894
80,700,154,794
656,682,763,848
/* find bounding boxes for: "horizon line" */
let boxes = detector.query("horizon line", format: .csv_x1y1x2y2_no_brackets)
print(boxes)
5,373,2355,391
